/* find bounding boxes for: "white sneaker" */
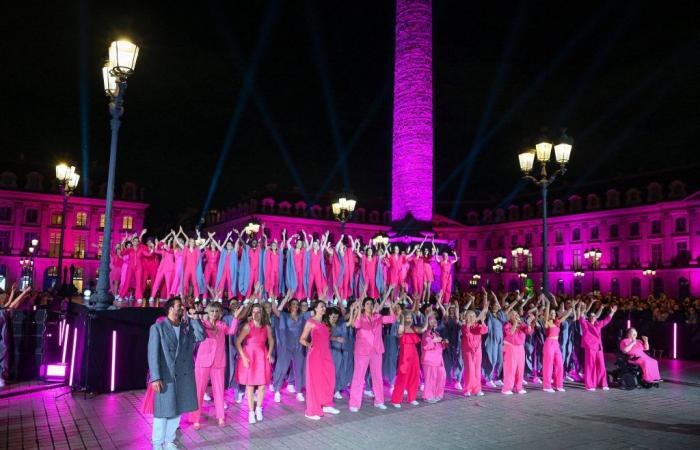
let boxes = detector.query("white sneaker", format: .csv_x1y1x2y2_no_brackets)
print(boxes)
454,382,463,390
532,377,541,384
286,384,296,393
274,391,281,403
495,380,503,387
374,403,387,410
487,380,497,388
502,390,513,395
565,375,575,382
517,389,527,394
419,384,424,391
164,444,179,450
236,392,244,403
149,299,155,307
543,388,555,393
349,407,359,412
392,403,402,408
269,384,274,391
224,403,229,410
390,384,394,392
475,391,484,397
426,398,439,404
522,380,528,385
586,388,596,392
410,400,419,406
334,391,343,400
296,393,305,402
464,392,471,397
322,406,340,415
203,392,212,401
305,414,321,420
556,388,566,392
248,412,256,424
0,378,5,388
364,390,374,398
255,407,263,421
137,299,143,305
602,386,610,391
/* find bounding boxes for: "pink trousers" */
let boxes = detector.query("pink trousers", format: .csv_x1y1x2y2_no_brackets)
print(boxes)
307,270,326,299
349,352,384,409
119,265,143,299
151,269,174,300
423,364,446,401
462,347,483,395
217,272,234,299
542,339,564,390
190,366,225,422
502,342,525,393
583,348,608,389
182,269,200,298
203,266,217,298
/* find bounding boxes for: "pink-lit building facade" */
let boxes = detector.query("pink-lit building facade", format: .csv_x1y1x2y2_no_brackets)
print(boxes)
204,180,700,300
0,172,148,292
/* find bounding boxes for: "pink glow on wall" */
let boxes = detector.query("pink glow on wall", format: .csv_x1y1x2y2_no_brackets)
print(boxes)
61,324,70,363
69,328,78,386
391,0,433,222
673,323,677,359
110,331,117,392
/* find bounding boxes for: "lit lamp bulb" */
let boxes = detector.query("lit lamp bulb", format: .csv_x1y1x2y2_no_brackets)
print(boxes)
535,140,553,162
518,152,535,174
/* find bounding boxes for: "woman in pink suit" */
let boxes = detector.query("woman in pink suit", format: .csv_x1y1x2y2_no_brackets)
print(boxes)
435,249,458,304
390,310,424,407
203,236,221,300
141,238,159,302
542,295,575,393
150,238,176,303
299,301,341,420
287,234,307,299
109,243,123,295
190,302,244,428
119,230,147,302
460,298,489,397
421,313,448,403
357,246,381,299
347,289,395,411
182,237,203,300
578,302,617,391
407,244,425,299
169,228,187,297
119,241,131,299
216,233,238,300
263,230,283,299
235,303,274,424
244,228,264,297
304,231,328,300
620,328,661,383
501,311,535,395
343,237,360,299
421,246,435,302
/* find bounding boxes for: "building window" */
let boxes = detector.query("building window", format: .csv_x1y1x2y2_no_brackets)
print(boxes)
525,233,532,245
572,229,581,241
610,246,619,269
629,245,640,268
590,226,599,240
74,236,86,259
675,242,690,266
25,208,39,224
76,212,88,228
469,256,477,272
485,237,492,250
122,216,133,230
611,278,620,297
675,217,687,233
631,278,641,297
651,220,662,235
468,240,477,249
49,232,61,257
100,214,106,228
609,224,618,239
97,235,104,257
0,231,10,254
510,235,518,247
72,267,84,292
0,206,11,222
51,212,62,226
651,244,663,267
555,230,563,244
556,250,564,270
630,222,639,237
573,249,582,270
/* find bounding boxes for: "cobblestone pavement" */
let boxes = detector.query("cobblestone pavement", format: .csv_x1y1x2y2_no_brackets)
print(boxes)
1,357,699,450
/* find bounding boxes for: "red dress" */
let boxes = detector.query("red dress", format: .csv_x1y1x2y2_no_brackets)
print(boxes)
390,332,421,404
305,319,335,416
236,323,271,386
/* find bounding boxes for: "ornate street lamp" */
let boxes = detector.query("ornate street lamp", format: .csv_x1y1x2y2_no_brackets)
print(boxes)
469,273,481,288
332,195,357,235
93,39,139,310
518,130,573,295
55,164,80,290
643,268,656,296
492,256,507,291
584,248,602,294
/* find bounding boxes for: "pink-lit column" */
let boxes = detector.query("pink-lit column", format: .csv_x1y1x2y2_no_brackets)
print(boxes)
391,0,433,222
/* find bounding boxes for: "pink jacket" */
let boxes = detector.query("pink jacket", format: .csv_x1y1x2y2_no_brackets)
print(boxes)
195,319,239,368
421,329,446,367
503,322,533,346
461,323,488,352
579,316,612,351
354,313,395,356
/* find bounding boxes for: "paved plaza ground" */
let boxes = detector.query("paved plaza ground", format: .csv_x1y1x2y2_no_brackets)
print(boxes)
1,356,699,450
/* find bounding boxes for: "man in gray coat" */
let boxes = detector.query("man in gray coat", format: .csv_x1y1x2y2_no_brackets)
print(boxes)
148,298,204,449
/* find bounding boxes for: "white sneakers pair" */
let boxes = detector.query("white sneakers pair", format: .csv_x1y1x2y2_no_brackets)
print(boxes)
248,407,263,424
306,406,340,420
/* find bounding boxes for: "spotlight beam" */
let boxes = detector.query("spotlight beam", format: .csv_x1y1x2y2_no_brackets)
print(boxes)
78,0,90,197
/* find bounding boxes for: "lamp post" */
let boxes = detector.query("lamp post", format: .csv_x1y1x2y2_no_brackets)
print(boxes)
93,40,139,310
518,130,573,295
55,164,80,290
27,238,38,288
332,195,357,236
643,268,656,296
584,248,602,294
492,256,506,292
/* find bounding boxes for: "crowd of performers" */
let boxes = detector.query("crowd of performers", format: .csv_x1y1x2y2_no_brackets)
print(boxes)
111,225,458,305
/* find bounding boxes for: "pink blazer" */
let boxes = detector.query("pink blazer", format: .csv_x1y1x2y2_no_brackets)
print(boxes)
421,330,446,367
354,313,395,356
195,319,239,368
579,316,612,351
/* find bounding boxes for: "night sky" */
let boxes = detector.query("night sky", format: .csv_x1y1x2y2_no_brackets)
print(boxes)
3,1,699,229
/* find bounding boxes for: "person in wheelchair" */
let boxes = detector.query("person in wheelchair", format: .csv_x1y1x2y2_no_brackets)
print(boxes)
619,328,662,385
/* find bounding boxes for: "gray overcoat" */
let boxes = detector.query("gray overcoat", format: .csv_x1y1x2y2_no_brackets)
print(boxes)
148,318,204,418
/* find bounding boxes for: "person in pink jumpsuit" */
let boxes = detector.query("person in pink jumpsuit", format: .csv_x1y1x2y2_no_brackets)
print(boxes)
119,230,147,302
141,239,159,301
244,238,262,298
342,237,360,300
542,295,574,392
263,231,283,299
182,237,203,300
190,302,243,428
620,328,661,383
461,300,489,397
347,291,395,411
578,302,617,391
435,250,458,304
150,239,175,303
287,235,307,300
109,243,123,295
203,237,221,300
216,233,238,300
299,301,340,420
407,245,425,299
118,241,131,299
304,230,328,300
501,311,535,395
235,304,274,424
390,311,423,407
169,236,184,297
357,246,381,299
421,246,435,302
421,313,448,403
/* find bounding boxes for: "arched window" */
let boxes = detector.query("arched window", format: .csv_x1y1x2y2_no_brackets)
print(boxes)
668,180,687,199
586,194,600,210
522,204,533,219
568,196,582,213
647,182,663,203
653,277,664,296
508,205,519,221
605,189,620,208
552,199,564,215
625,189,641,205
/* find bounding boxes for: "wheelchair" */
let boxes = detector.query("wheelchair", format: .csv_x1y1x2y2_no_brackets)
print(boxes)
609,332,660,390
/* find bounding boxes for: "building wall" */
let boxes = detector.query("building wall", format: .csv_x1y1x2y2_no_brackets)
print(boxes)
0,189,148,292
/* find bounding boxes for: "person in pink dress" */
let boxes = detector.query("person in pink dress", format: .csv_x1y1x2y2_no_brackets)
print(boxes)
619,327,662,383
461,297,489,397
347,289,395,411
109,243,123,296
501,310,535,395
299,301,341,420
150,238,176,304
141,238,159,303
190,302,244,428
263,230,283,299
304,231,328,300
421,313,448,403
390,310,424,407
578,302,617,391
235,303,274,424
202,236,221,301
542,295,575,393
435,249,458,304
